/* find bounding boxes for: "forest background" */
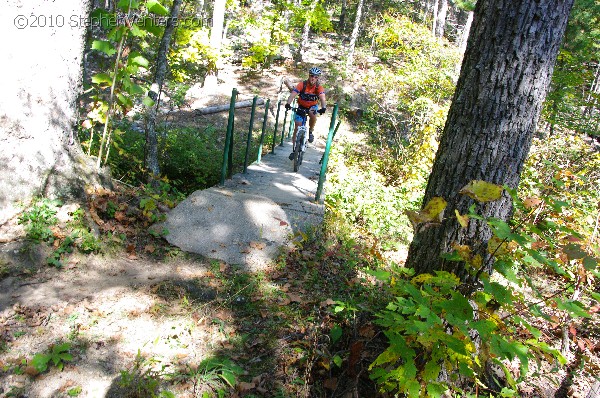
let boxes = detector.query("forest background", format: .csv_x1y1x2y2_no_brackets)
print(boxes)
0,0,599,397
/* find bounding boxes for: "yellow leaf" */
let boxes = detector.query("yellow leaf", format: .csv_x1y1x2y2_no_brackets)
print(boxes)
455,209,469,228
453,244,472,262
459,180,503,202
488,237,513,256
405,197,447,230
411,273,434,284
422,197,447,221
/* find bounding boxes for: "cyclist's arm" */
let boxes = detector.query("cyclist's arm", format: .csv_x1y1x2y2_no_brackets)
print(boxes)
319,92,327,110
286,90,299,106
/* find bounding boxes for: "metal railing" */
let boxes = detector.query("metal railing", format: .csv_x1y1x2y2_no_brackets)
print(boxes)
219,87,338,203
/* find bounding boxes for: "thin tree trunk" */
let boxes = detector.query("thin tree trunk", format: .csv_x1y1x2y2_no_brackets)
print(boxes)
583,62,600,118
204,0,226,88
339,0,347,32
405,0,575,289
435,0,448,38
145,0,183,181
297,18,311,62
345,0,364,70
432,0,439,36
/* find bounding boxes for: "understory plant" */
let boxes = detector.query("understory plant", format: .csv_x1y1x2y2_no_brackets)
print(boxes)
369,181,599,396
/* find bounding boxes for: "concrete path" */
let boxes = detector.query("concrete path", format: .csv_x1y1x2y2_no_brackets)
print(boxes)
162,140,325,271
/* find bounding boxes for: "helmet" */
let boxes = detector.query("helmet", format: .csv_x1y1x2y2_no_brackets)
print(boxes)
309,67,322,76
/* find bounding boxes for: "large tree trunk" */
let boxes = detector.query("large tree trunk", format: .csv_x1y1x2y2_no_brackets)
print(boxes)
145,0,184,181
405,0,575,288
0,0,108,225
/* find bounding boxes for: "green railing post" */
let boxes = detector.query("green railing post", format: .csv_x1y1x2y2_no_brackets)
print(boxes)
272,100,281,153
287,106,296,139
280,107,288,147
257,98,270,163
243,96,258,173
220,88,237,185
228,117,235,179
315,103,339,202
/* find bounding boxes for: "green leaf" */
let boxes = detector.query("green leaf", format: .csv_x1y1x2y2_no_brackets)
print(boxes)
147,0,169,15
53,343,71,353
583,256,598,271
427,383,448,398
439,291,473,323
494,260,520,285
365,269,390,281
90,9,114,29
405,379,420,397
129,23,146,37
422,360,440,381
143,96,155,107
330,324,343,345
219,369,237,387
92,40,116,56
472,319,497,339
513,316,541,339
137,17,164,36
483,280,513,306
332,354,343,368
128,52,149,68
116,93,133,108
91,73,113,85
555,299,591,318
562,243,587,260
31,353,51,372
117,0,140,11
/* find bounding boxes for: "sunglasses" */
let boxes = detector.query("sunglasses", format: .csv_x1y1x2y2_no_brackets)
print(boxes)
309,74,318,77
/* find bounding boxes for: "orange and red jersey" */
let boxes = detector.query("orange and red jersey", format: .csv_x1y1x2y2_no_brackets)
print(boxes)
294,81,325,109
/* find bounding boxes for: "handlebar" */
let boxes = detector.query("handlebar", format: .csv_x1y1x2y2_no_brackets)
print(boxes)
291,107,316,117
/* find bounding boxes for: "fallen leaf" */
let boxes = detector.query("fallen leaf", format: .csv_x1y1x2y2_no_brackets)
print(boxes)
320,298,336,307
288,293,303,303
114,211,127,222
144,245,155,253
278,297,291,306
250,241,266,250
359,325,376,338
239,382,255,391
523,197,542,209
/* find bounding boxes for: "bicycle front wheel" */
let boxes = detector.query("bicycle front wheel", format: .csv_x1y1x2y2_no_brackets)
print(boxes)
293,143,301,172
293,131,304,172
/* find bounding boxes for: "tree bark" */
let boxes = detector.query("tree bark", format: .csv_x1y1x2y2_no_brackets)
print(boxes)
145,0,183,181
345,0,364,69
0,0,110,224
405,0,575,288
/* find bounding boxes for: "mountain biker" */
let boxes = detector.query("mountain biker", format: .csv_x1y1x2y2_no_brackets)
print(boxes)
285,67,327,160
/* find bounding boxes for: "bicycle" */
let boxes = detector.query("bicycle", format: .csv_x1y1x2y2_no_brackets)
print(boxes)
290,107,315,172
